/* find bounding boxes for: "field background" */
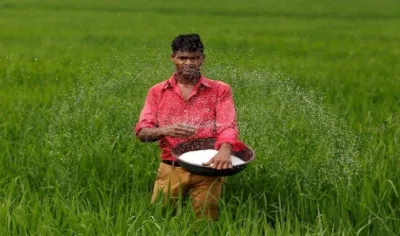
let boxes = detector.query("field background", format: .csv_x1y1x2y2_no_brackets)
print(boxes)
0,0,399,235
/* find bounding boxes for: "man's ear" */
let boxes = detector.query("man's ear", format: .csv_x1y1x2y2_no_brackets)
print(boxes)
200,54,205,64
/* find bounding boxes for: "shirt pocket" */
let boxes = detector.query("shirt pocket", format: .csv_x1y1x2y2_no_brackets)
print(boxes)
158,98,183,126
190,101,216,130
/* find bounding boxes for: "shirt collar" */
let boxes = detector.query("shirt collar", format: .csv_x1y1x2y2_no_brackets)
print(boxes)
163,73,211,90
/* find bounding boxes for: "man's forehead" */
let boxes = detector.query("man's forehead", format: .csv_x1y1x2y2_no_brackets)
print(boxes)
174,51,203,57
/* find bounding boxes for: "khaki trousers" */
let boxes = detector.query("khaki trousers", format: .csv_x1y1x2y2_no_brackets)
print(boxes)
151,162,223,220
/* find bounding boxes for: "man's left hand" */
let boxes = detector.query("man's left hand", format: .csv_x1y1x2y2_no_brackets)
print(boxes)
202,145,233,170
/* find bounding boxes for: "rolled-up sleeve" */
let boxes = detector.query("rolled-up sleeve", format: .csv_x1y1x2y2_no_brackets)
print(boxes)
214,84,239,150
134,88,158,136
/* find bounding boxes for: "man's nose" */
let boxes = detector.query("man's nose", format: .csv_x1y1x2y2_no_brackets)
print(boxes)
184,59,194,65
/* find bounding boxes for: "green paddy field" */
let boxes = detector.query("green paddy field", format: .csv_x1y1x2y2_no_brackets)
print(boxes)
0,0,399,235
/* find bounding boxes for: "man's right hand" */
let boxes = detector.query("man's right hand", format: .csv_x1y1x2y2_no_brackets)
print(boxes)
163,123,197,138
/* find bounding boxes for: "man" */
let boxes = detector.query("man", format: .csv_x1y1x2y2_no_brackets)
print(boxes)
134,34,242,221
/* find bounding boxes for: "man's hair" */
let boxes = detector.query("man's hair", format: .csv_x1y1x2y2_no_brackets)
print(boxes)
171,34,204,53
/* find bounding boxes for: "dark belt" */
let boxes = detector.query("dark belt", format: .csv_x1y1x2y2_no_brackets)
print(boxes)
162,160,180,167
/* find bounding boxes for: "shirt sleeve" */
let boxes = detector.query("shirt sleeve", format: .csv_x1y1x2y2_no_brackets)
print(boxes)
134,87,158,136
214,84,239,150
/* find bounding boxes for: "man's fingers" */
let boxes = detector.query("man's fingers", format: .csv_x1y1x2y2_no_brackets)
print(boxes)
174,127,196,136
183,128,196,135
172,129,195,137
176,126,191,131
214,161,232,170
202,158,214,166
222,162,228,170
177,124,197,133
179,123,196,129
172,131,186,137
211,161,218,169
204,160,233,169
215,161,223,170
222,161,232,169
182,126,196,132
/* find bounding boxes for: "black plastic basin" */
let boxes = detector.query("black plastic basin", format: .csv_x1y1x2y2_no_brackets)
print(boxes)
171,138,255,177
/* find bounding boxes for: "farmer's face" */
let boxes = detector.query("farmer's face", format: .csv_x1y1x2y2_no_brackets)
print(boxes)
171,51,204,77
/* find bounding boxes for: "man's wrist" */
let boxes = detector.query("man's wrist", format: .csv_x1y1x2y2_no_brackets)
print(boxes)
219,143,232,153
